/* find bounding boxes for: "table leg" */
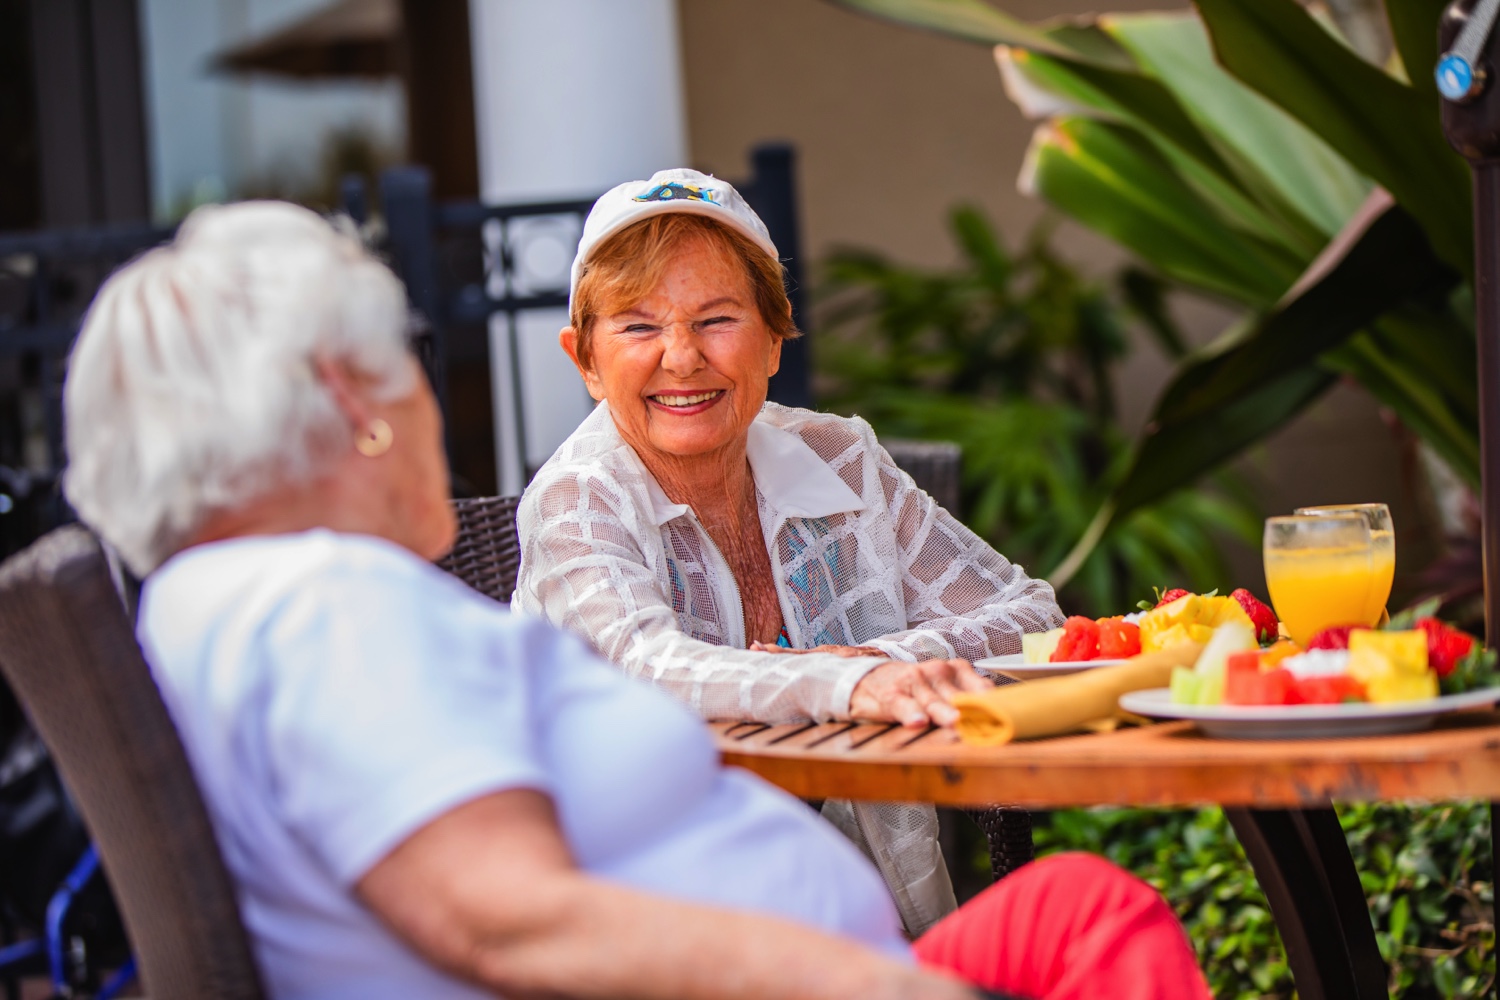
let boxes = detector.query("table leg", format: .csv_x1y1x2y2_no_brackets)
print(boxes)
1225,807,1387,1000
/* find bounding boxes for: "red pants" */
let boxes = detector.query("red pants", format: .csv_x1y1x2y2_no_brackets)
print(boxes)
913,853,1211,1000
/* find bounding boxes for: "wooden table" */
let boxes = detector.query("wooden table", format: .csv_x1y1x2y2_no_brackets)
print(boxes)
712,713,1500,1000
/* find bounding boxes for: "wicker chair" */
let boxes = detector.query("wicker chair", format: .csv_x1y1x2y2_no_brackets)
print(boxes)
0,527,266,1000
435,495,524,602
879,441,1036,882
436,439,1037,882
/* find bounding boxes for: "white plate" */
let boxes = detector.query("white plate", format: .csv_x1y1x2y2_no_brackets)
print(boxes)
1118,686,1500,740
975,653,1127,680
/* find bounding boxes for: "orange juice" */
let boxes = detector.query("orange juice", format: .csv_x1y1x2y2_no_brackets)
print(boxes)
1365,529,1395,625
1264,544,1377,646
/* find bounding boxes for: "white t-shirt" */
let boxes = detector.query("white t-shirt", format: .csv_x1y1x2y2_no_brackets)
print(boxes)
138,530,907,1000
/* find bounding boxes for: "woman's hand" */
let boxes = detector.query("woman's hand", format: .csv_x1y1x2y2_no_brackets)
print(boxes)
848,659,991,728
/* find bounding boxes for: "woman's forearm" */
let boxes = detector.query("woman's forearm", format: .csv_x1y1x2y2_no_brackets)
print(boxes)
469,871,971,1000
617,627,882,723
359,791,974,1000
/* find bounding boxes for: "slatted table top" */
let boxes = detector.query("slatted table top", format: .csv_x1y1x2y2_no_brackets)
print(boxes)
711,712,1500,808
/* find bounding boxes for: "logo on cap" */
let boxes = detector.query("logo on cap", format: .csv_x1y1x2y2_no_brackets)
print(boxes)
633,182,720,206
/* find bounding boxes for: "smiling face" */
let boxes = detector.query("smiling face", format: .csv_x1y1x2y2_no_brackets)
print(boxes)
562,233,782,465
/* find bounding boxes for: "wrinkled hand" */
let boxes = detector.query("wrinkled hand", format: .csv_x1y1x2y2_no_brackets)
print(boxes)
848,659,990,728
748,641,885,658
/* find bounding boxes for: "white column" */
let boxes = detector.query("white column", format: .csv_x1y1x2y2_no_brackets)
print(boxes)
468,0,688,494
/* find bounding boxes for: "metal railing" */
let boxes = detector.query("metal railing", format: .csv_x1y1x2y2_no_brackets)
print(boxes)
0,221,176,557
361,142,812,490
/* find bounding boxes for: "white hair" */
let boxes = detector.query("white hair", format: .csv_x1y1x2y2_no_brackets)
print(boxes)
63,201,417,575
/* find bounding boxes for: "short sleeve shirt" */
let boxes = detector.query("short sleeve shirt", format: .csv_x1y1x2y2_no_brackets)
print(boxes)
138,530,906,999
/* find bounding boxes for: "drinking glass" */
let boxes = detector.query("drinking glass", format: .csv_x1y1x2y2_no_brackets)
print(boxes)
1263,513,1376,646
1293,503,1394,625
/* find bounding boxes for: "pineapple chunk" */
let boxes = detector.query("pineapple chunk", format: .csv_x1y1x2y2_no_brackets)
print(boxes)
1348,629,1436,703
1140,595,1252,653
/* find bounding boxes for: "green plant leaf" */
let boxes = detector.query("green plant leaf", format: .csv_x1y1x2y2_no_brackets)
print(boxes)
1103,11,1371,243
821,0,1074,56
1119,267,1189,359
949,205,1012,290
1048,197,1461,586
1148,197,1458,428
1367,306,1478,425
815,211,1261,615
1323,335,1481,486
1193,0,1473,275
1111,365,1336,522
1037,20,1137,70
1025,117,1298,303
999,46,1304,254
1385,0,1447,94
1002,46,1236,187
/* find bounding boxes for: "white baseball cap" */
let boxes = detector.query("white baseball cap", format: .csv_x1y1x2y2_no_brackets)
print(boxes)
568,168,780,308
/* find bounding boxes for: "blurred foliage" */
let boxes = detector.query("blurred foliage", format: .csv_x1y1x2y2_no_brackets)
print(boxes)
1027,803,1494,998
816,206,1258,616
206,125,396,219
822,0,1476,594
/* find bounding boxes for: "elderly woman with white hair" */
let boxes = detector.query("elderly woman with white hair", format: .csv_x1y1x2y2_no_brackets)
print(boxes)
513,170,1065,934
62,200,1209,1000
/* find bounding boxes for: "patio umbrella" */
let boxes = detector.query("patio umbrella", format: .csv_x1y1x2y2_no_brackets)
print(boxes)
1439,0,1500,643
210,0,400,80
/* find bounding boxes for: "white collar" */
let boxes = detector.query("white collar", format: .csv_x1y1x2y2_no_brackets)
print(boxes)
634,414,867,527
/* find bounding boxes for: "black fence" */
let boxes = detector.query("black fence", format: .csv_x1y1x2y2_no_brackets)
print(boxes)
0,222,175,558
0,142,811,554
360,141,812,492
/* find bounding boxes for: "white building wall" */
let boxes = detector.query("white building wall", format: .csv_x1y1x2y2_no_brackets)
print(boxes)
468,0,688,493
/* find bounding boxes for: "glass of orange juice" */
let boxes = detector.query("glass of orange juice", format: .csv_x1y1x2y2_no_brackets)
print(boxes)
1263,513,1376,646
1294,503,1394,625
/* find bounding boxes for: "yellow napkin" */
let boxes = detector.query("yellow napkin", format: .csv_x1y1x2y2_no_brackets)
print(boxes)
953,643,1204,746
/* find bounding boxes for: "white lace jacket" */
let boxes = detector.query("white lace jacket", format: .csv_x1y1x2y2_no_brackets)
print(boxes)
513,401,1063,933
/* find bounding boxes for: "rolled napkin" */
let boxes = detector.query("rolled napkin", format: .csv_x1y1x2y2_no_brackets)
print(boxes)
952,643,1204,746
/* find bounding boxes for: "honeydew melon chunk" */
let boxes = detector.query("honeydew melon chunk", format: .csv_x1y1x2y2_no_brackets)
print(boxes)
1169,666,1200,705
1196,669,1226,707
1190,622,1257,705
1022,627,1065,664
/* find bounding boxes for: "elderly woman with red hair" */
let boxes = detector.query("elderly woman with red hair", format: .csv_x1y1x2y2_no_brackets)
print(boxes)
514,171,1064,934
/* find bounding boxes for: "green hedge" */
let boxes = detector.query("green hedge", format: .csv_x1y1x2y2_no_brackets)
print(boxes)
1024,804,1493,998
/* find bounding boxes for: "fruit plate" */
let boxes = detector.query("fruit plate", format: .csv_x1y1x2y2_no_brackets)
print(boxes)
1118,687,1500,740
974,653,1127,681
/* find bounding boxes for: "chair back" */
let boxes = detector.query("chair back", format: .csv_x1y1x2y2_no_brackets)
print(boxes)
0,527,266,1000
436,495,523,602
882,439,963,517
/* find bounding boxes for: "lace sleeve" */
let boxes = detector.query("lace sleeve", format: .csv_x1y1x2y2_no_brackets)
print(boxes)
860,440,1064,663
514,469,883,723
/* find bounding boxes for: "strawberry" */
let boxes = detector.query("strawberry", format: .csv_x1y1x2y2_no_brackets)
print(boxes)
1155,588,1191,608
1231,588,1279,643
1416,617,1476,678
1307,625,1366,650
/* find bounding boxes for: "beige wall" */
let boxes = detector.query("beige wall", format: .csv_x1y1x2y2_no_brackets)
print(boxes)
678,0,1423,595
681,0,1129,271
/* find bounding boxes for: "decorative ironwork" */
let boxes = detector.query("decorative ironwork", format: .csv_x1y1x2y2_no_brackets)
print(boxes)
0,223,174,557
370,143,811,494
